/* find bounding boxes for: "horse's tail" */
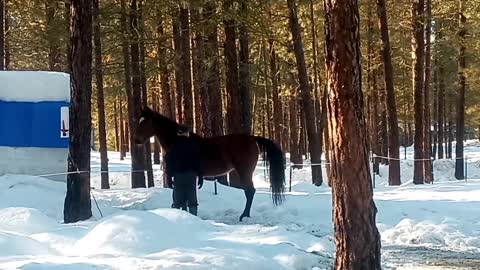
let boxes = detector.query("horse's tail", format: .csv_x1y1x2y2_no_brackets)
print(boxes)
254,136,286,205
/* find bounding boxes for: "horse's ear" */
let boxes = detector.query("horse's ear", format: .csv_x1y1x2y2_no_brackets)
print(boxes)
141,106,154,116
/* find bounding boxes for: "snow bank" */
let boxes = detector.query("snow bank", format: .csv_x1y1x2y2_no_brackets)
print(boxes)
0,71,70,102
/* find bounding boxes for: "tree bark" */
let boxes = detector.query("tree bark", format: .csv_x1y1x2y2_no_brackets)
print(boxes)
93,0,109,189
423,0,432,183
238,0,252,134
376,0,400,185
172,14,183,123
114,99,120,152
433,57,438,159
1,0,5,70
180,6,193,128
412,0,425,184
287,0,322,185
455,0,466,180
191,8,209,136
270,41,282,146
204,0,223,136
122,0,145,188
447,97,453,158
324,0,382,266
289,87,302,169
64,0,93,223
437,23,445,159
138,0,153,187
224,0,241,134
119,96,126,160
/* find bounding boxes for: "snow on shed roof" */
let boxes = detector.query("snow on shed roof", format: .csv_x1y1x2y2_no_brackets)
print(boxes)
0,71,70,102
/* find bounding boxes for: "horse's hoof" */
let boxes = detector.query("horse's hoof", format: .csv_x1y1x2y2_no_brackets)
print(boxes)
239,214,250,222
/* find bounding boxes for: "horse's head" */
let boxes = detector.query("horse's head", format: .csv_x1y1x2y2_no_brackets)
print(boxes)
134,107,156,145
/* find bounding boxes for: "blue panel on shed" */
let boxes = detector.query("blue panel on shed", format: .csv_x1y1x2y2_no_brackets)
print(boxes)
0,101,70,148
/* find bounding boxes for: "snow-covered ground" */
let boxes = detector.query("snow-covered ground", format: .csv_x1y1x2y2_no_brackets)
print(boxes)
1,141,480,269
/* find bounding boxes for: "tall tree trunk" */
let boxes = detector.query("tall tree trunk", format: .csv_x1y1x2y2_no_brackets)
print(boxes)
238,0,252,134
205,0,223,136
64,0,93,223
376,0,400,185
122,0,145,188
139,0,153,187
93,0,109,189
309,0,325,164
191,9,209,137
455,0,466,179
114,99,120,152
157,19,174,120
412,0,425,184
432,57,438,159
46,0,61,71
152,88,161,164
324,0,381,266
447,97,453,158
172,13,183,123
289,81,302,169
270,41,282,146
287,0,322,185
119,96,126,159
437,24,445,159
378,79,389,165
423,0,432,183
224,0,241,134
0,0,4,70
367,2,380,174
180,6,193,128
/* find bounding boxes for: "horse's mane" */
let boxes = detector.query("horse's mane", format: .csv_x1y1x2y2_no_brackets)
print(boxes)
142,107,203,146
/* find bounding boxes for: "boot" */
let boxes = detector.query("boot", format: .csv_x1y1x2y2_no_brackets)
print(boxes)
188,206,198,216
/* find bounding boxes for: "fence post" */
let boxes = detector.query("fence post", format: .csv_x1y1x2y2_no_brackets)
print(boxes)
465,155,468,182
214,179,218,195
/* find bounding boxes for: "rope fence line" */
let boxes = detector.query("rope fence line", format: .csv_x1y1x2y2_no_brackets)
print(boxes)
371,154,469,161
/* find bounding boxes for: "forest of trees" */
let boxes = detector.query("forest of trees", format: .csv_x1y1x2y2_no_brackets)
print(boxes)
0,0,479,188
2,0,478,266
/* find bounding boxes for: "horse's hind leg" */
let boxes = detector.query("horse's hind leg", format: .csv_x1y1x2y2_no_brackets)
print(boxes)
239,186,255,222
238,167,256,221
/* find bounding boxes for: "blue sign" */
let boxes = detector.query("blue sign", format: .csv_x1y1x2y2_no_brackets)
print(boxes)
0,101,70,148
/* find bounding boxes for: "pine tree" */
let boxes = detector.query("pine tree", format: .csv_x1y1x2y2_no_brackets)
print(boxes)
324,0,381,266
64,0,93,223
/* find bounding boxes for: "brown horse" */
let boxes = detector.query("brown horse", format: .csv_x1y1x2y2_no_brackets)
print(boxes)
134,107,285,221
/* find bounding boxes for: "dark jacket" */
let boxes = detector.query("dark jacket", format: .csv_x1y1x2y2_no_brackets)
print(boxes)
165,136,203,184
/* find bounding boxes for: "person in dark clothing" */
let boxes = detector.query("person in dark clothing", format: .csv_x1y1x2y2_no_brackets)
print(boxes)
165,125,203,216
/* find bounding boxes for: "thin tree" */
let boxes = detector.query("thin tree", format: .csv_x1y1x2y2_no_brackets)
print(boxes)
93,0,109,189
455,0,466,179
376,0,401,185
287,0,322,185
238,0,251,134
119,95,126,160
172,12,183,123
412,0,425,184
64,0,93,223
437,22,445,159
1,0,5,70
224,0,241,134
423,0,432,183
138,0,153,187
324,0,382,266
180,6,193,128
204,0,223,136
269,40,282,146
